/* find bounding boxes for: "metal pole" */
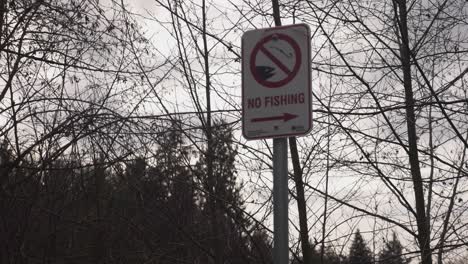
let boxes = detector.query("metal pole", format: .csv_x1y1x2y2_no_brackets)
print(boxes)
271,1,288,263
273,137,288,264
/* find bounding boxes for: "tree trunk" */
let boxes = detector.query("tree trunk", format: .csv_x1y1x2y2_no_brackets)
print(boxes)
396,1,432,263
290,137,313,264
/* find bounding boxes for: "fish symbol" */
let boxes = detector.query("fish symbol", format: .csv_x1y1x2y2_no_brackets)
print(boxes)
255,66,276,81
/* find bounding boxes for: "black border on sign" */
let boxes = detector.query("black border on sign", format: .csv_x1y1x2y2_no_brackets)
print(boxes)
250,33,301,88
242,24,312,140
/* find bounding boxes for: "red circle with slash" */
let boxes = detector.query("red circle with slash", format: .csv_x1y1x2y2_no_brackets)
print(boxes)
250,33,301,88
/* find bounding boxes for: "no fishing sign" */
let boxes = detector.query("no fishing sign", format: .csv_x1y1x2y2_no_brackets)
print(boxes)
242,24,312,139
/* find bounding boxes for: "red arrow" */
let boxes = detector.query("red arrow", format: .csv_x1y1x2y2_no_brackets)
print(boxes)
252,113,298,123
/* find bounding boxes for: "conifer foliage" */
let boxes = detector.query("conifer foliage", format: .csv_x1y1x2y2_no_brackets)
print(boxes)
0,121,273,264
378,233,408,264
349,230,373,264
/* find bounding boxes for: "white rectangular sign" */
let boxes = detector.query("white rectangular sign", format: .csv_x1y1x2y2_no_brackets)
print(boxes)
242,24,312,140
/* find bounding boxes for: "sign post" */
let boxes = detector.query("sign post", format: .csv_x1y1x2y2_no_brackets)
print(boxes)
273,137,288,264
242,23,311,264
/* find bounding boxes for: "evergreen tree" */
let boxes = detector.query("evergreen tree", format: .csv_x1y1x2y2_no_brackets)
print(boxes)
154,121,197,264
195,121,251,263
290,244,319,264
378,232,408,264
323,247,349,264
349,230,373,264
249,229,273,264
291,245,348,264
